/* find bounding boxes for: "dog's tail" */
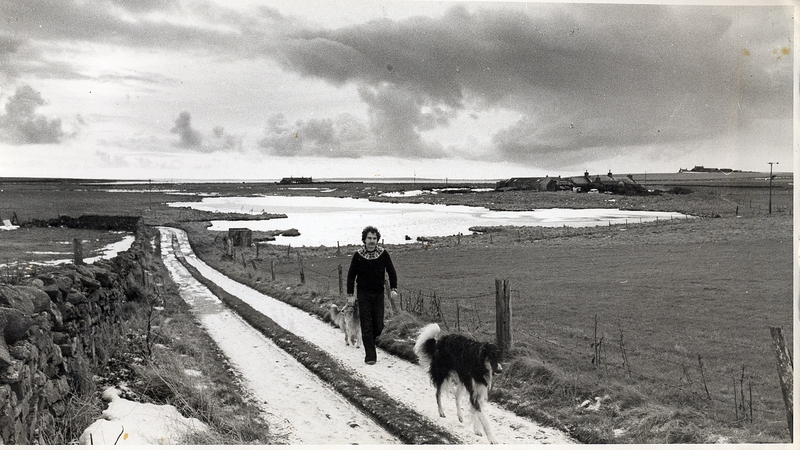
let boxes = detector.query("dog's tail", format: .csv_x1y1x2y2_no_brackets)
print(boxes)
413,323,441,368
329,304,342,324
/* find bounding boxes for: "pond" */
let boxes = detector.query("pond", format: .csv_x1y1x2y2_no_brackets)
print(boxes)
168,195,689,247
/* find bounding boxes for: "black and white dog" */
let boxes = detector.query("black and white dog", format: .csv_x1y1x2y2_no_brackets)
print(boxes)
413,323,503,444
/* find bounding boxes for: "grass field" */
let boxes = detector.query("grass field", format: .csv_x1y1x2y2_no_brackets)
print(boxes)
0,176,794,443
211,213,792,441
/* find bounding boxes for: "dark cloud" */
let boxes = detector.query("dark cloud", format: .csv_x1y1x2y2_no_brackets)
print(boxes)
106,0,177,13
0,1,790,169
257,113,301,156
170,111,203,149
257,113,371,158
357,84,447,158
169,112,245,152
210,126,242,152
269,3,792,165
0,0,251,58
0,34,23,82
0,35,22,55
0,85,65,144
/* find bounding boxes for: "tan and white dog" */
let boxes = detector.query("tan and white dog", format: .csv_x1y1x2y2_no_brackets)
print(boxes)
329,298,362,348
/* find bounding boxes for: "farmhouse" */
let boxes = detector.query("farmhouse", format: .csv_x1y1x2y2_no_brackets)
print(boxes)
679,165,740,173
279,177,313,184
497,171,649,195
496,176,559,191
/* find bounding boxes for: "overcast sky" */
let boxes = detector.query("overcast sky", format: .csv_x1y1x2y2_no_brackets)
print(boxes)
0,0,793,180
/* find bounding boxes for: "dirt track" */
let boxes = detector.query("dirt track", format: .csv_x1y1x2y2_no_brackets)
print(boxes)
158,226,575,445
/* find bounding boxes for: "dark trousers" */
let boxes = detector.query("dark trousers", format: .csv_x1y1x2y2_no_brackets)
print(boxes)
357,290,385,362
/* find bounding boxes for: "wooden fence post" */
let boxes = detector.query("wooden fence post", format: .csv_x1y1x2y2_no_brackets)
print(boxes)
770,326,793,439
592,315,601,367
299,256,305,284
456,300,461,331
338,264,343,296
255,242,260,259
495,279,512,354
698,354,711,400
73,238,83,265
270,260,275,281
141,264,147,290
619,323,631,377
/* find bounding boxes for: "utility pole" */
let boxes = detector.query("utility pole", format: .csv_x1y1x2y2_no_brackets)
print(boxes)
768,162,778,214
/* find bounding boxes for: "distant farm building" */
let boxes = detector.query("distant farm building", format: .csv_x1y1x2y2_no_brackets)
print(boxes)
279,177,313,184
679,166,740,173
497,171,649,195
495,177,558,191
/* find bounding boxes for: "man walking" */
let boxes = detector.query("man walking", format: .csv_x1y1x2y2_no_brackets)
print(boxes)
347,226,398,365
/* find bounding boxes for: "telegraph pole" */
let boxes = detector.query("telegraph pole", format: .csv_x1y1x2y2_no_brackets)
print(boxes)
768,162,778,214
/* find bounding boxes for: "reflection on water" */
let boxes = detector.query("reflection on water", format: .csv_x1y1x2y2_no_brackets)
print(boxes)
169,195,689,247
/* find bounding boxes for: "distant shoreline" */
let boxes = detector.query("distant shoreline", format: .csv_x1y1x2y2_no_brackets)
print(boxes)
0,177,504,184
0,171,792,186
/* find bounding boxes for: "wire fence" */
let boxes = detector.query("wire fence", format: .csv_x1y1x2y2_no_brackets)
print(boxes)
230,245,788,430
2,228,789,438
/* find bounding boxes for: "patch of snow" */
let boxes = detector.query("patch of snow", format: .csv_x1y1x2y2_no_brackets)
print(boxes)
379,189,428,197
2,234,135,268
79,387,208,445
380,188,494,197
1,219,18,230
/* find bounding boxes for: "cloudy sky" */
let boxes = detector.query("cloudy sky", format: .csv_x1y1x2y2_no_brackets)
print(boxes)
0,0,793,180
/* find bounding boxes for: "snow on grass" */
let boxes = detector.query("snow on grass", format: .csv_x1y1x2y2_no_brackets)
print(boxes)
79,387,208,445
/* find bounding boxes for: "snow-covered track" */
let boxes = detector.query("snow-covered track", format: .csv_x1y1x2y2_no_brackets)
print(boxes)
159,226,575,445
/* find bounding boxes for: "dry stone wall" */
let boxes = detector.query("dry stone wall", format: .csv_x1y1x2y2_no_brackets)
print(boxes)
0,237,145,444
24,215,142,232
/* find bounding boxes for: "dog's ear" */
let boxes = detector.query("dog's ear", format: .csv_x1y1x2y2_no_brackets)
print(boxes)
483,343,502,362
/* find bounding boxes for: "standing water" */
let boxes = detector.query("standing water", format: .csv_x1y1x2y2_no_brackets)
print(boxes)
169,195,688,247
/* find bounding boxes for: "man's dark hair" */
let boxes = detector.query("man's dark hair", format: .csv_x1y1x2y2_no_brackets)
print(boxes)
361,225,381,242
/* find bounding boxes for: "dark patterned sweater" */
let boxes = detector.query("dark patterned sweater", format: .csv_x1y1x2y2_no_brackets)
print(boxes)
346,247,398,295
